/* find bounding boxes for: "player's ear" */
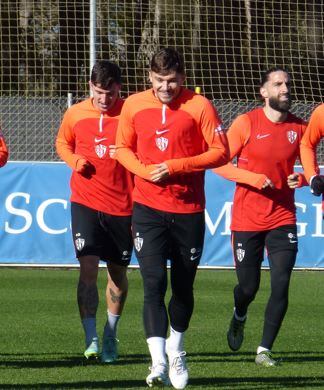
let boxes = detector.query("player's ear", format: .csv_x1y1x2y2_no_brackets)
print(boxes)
260,86,268,99
148,71,153,83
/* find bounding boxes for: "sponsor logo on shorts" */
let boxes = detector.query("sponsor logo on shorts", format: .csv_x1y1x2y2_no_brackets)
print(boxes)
121,250,131,261
134,233,143,252
75,237,85,251
288,232,298,243
236,248,245,262
287,130,297,144
190,247,202,261
156,136,168,152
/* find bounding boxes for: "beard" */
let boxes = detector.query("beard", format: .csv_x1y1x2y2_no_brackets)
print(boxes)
269,95,291,112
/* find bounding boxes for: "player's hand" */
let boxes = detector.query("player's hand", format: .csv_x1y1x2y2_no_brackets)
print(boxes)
109,145,117,159
287,173,301,189
76,158,96,178
262,177,275,189
150,163,170,182
310,175,324,196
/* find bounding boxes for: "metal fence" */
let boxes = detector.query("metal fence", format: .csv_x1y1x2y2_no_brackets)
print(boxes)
1,97,322,163
1,1,323,164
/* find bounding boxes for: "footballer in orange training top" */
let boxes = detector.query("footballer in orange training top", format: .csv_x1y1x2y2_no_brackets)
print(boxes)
214,67,307,367
300,103,324,208
56,60,133,364
116,47,229,389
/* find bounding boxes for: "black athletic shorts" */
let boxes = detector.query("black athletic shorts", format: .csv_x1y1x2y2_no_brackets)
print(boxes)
232,224,298,268
132,202,205,263
71,202,133,265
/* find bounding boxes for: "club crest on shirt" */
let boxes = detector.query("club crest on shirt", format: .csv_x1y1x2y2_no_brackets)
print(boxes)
75,238,85,251
156,136,168,152
134,233,143,252
95,144,107,158
287,130,297,144
236,248,245,262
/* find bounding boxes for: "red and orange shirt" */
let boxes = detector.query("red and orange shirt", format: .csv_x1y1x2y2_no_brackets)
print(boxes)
56,98,133,215
116,87,229,213
0,126,8,167
300,103,324,182
214,107,307,231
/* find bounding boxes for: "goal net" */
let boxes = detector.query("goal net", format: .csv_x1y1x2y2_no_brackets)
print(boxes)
0,0,323,161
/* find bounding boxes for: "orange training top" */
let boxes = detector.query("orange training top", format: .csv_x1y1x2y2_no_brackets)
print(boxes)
56,98,133,215
214,107,307,231
300,103,324,182
116,87,229,213
0,126,8,167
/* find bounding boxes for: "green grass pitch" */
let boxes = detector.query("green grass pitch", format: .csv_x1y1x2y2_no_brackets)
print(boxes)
0,268,323,389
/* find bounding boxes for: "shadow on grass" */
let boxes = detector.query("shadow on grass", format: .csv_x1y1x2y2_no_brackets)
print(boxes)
1,350,324,369
190,375,324,389
0,379,145,389
0,376,323,389
189,350,324,364
0,353,149,369
1,351,324,388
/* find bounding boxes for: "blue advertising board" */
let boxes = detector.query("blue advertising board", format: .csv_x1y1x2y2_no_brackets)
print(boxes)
0,162,323,267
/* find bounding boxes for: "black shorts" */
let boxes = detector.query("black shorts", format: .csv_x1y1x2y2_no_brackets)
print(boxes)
232,224,298,268
71,202,133,265
132,202,205,263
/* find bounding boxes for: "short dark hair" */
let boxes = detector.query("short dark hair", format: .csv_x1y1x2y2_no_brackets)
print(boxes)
150,48,185,75
260,66,290,87
90,60,122,89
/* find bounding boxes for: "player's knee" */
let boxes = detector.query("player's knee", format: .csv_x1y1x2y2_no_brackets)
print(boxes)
79,255,99,282
108,264,128,287
237,284,258,301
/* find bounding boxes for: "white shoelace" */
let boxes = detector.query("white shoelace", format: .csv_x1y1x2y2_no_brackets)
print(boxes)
171,351,187,374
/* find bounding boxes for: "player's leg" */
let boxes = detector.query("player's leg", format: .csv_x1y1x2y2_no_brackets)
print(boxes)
166,211,205,389
227,231,265,351
100,213,132,363
106,263,128,326
255,225,297,366
139,254,170,386
71,202,103,360
132,203,170,386
100,263,128,363
78,255,100,359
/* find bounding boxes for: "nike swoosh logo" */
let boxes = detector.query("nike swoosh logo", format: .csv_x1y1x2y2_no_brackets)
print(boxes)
290,240,297,243
190,254,201,261
94,137,108,143
256,134,270,139
156,129,169,135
